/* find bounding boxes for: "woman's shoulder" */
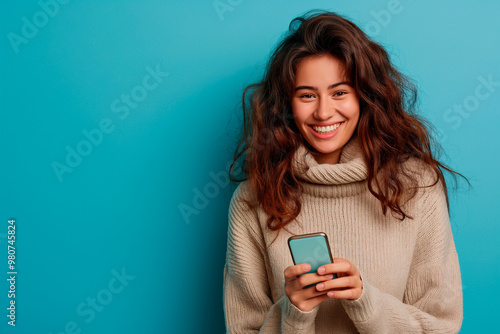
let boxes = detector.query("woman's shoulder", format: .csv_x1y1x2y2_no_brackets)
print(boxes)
399,156,442,188
396,156,449,212
231,179,255,199
229,179,259,213
227,180,267,242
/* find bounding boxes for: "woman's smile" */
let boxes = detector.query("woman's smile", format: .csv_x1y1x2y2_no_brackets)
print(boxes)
308,122,344,137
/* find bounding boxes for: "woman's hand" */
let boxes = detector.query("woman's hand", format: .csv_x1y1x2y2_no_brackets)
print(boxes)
284,258,363,312
315,258,363,300
284,263,335,312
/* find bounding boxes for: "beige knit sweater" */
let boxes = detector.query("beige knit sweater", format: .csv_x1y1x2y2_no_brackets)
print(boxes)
223,136,463,333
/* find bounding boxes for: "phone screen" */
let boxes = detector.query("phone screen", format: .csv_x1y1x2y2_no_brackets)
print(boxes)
288,233,336,287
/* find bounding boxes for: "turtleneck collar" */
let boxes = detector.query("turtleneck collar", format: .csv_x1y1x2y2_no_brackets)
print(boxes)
291,136,369,198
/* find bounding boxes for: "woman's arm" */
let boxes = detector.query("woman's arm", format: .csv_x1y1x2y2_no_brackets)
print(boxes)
223,182,319,333
340,179,463,333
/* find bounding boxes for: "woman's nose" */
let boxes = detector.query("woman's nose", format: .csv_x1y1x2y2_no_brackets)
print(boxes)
314,96,335,120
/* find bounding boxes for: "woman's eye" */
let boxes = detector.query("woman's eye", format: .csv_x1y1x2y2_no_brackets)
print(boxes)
333,91,347,97
300,94,314,99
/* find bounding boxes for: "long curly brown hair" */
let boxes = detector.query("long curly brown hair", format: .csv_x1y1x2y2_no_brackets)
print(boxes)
228,10,466,235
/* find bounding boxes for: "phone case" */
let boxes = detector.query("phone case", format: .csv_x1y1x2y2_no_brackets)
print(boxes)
288,232,336,288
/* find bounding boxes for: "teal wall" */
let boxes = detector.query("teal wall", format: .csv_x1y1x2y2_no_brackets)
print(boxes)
1,1,499,333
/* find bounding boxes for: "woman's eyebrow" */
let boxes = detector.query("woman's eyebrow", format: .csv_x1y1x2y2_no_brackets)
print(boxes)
295,81,351,91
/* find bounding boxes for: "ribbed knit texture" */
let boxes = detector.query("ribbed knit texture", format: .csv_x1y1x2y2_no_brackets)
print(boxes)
223,136,463,333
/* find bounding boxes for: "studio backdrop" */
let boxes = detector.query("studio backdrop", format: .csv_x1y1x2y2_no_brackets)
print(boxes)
1,0,499,333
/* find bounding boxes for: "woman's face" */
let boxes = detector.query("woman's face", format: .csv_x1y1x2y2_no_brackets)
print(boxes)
292,53,360,164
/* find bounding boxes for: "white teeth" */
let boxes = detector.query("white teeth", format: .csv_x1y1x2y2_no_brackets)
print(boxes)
311,123,342,134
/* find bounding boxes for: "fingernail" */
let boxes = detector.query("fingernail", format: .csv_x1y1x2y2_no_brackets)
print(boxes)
325,274,334,279
302,264,310,271
316,283,324,290
318,267,325,274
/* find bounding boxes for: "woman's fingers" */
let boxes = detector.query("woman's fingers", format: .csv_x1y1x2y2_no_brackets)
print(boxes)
315,275,361,291
284,263,311,283
284,263,337,312
326,288,361,299
284,259,363,310
285,265,335,292
313,258,363,300
317,258,360,277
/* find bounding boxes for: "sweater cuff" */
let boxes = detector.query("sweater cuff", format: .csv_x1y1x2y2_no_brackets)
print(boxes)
281,287,318,329
340,280,378,323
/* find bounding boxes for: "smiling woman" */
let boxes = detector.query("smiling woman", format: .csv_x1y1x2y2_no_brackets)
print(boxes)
223,9,466,334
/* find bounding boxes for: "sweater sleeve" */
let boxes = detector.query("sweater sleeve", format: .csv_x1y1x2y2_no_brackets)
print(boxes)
340,179,463,333
223,182,319,333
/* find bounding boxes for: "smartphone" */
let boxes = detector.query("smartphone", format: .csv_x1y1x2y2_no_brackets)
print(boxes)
288,232,336,288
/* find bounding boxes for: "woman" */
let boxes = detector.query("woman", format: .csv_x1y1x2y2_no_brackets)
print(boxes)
223,10,464,333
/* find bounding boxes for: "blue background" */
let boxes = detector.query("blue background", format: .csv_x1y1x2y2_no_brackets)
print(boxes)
1,0,499,333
